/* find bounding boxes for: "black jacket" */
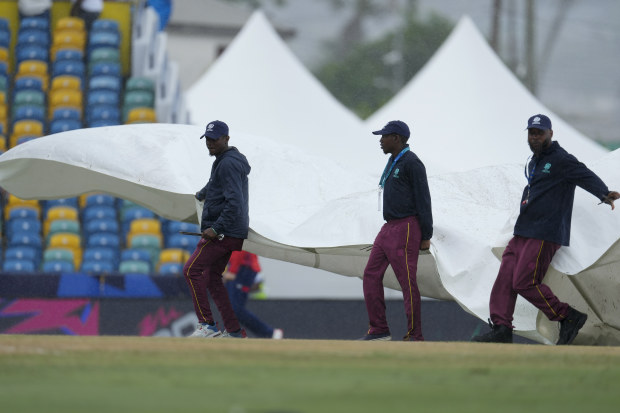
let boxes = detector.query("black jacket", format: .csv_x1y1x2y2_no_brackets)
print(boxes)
196,147,250,238
513,141,608,246
382,149,433,240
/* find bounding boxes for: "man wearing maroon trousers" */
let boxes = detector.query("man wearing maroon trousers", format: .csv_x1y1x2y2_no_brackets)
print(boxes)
184,120,250,339
473,114,619,345
359,120,433,341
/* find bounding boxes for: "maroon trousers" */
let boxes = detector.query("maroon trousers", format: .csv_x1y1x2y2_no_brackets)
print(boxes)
363,216,424,341
490,236,569,328
183,236,244,332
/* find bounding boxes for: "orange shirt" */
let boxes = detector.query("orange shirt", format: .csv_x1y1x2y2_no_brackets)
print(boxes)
227,251,261,274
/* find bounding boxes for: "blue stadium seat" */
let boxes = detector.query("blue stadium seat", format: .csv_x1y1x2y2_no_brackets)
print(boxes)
121,248,151,264
166,233,197,254
165,221,200,238
43,197,79,213
17,29,50,48
49,119,82,134
9,231,43,251
7,218,42,238
12,105,46,124
0,31,10,49
52,60,85,80
84,193,116,208
51,107,81,122
87,90,119,106
121,205,155,222
89,119,120,128
42,260,74,273
54,48,84,63
19,17,49,32
8,206,39,221
89,62,121,78
4,246,39,263
81,259,116,274
2,259,36,273
87,232,121,249
159,262,183,275
85,218,119,237
83,246,118,266
16,45,49,64
13,76,44,93
87,31,120,51
88,75,121,93
91,19,120,34
82,205,117,223
87,105,120,124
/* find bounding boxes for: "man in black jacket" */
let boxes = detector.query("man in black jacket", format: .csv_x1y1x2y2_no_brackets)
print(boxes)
473,114,619,345
184,120,251,339
359,120,433,342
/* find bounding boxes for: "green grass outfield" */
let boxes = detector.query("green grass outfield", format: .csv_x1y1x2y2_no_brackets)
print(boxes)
1,335,619,413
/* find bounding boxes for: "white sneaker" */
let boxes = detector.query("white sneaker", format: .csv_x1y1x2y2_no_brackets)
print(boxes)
189,323,221,338
272,329,284,340
220,328,247,338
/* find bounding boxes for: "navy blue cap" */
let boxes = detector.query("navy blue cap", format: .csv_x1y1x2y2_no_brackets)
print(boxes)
200,120,229,140
526,114,552,130
372,120,410,138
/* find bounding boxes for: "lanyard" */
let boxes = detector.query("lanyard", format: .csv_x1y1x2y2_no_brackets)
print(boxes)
379,147,409,188
523,155,537,205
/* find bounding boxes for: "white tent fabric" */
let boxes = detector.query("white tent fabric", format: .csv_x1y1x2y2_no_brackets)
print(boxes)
0,124,618,345
366,16,608,175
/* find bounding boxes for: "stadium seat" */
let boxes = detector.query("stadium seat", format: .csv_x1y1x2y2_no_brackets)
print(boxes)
15,60,48,89
46,219,81,240
9,231,43,251
15,136,39,146
81,259,115,274
52,60,85,81
87,232,121,250
7,218,42,238
48,233,81,268
89,119,119,128
7,206,40,221
87,90,119,106
125,76,155,96
82,205,117,223
166,233,198,253
16,45,49,65
4,245,39,264
88,31,120,52
83,246,118,266
43,197,80,212
42,260,75,273
121,205,155,223
50,75,82,93
11,119,43,140
43,247,75,266
0,30,9,50
56,17,85,33
124,90,155,109
126,108,157,124
158,248,189,265
87,105,120,125
17,29,51,49
49,89,83,116
52,30,86,52
85,218,119,237
88,47,120,68
45,205,78,222
54,48,84,63
49,119,82,134
3,259,36,273
13,89,45,110
88,75,121,93
92,19,120,34
12,105,46,125
158,262,183,275
119,260,150,275
82,193,116,208
51,107,81,122
14,76,44,94
89,62,121,78
19,17,50,32
0,47,7,64
121,248,151,264
128,234,161,265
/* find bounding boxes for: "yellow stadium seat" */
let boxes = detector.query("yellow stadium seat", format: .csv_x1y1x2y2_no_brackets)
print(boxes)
0,47,8,63
158,248,189,264
50,75,82,92
10,120,44,147
16,61,49,90
55,17,86,33
48,89,83,118
127,217,163,245
52,31,86,52
0,90,5,104
48,233,82,268
5,195,41,220
126,107,157,124
0,136,6,152
0,102,6,120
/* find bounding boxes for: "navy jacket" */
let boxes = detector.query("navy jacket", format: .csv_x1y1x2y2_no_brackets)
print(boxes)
514,141,608,246
382,149,433,240
196,147,250,239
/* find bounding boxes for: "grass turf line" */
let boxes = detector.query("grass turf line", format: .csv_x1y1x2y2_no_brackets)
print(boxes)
1,335,619,413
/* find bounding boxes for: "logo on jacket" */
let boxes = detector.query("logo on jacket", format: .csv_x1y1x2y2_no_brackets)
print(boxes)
542,163,551,173
393,168,400,178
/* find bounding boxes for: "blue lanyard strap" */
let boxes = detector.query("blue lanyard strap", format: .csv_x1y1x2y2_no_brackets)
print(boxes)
523,155,537,185
379,147,409,188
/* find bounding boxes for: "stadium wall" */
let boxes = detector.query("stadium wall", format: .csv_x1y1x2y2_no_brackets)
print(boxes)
0,273,536,342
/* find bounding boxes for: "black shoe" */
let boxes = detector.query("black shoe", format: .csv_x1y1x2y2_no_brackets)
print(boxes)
472,319,513,343
358,332,391,341
557,307,587,345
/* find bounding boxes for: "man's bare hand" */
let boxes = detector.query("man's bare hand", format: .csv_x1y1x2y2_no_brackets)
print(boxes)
420,240,431,250
601,191,620,210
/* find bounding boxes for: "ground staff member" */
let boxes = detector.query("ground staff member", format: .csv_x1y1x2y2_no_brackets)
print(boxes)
473,114,619,345
360,120,433,341
184,120,251,339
